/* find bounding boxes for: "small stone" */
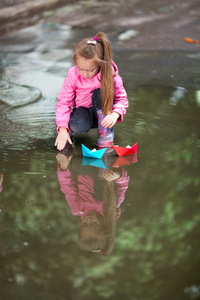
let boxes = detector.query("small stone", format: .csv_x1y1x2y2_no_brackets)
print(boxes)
118,29,139,41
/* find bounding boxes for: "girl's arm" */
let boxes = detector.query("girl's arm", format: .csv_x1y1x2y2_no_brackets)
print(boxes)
55,68,76,131
112,75,128,123
0,174,3,193
55,68,76,150
57,168,79,215
115,168,130,207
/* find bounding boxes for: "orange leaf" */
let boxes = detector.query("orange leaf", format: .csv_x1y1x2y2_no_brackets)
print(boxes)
184,37,199,44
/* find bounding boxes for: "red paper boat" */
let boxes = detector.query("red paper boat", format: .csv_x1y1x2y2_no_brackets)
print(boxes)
112,142,138,157
112,154,138,167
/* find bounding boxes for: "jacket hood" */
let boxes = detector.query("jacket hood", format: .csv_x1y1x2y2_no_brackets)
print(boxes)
111,60,119,75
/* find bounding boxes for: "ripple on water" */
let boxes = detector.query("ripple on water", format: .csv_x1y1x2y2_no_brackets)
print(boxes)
0,97,57,149
6,97,56,126
0,79,41,106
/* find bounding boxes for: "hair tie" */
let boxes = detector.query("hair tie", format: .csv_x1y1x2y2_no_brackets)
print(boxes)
87,40,97,45
93,35,104,59
93,36,103,45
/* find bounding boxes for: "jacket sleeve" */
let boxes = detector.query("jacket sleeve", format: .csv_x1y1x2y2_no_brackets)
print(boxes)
57,168,79,215
55,68,76,131
115,169,130,207
112,75,129,123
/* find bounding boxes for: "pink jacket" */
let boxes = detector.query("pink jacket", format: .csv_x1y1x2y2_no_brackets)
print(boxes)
57,168,130,219
55,61,128,130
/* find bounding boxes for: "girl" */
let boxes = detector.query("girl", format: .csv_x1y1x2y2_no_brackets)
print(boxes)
55,32,128,151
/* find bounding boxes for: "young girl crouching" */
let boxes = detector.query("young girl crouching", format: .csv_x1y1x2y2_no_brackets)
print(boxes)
55,32,128,151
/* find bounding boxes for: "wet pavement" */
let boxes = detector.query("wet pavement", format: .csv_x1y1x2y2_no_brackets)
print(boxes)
0,23,200,300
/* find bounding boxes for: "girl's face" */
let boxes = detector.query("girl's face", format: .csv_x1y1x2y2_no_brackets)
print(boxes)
76,56,99,79
80,210,104,239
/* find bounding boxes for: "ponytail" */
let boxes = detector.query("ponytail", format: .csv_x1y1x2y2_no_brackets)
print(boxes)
95,32,114,114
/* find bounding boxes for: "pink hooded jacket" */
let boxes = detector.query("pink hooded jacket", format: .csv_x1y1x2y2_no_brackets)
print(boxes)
57,168,130,219
55,61,128,131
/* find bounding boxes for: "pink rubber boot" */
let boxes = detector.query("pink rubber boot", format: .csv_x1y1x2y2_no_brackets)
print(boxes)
97,110,114,147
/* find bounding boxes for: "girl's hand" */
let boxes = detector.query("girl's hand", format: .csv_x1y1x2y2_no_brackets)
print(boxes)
101,112,120,128
56,154,73,171
102,169,121,181
55,127,72,151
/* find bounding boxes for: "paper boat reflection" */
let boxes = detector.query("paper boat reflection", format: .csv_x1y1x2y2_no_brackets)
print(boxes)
112,142,138,157
81,144,107,159
112,154,138,167
82,157,107,169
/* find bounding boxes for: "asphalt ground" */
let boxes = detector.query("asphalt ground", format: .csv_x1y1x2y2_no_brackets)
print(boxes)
0,0,200,89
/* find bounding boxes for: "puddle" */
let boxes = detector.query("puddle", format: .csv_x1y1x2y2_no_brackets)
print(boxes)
0,24,200,300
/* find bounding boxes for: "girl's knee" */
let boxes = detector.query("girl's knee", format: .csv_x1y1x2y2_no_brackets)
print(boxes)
70,121,89,134
92,88,102,110
69,107,92,133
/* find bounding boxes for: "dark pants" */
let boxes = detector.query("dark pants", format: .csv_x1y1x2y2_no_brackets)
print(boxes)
69,89,102,134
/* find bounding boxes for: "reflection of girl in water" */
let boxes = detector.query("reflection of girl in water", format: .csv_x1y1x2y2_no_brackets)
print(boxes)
56,154,129,255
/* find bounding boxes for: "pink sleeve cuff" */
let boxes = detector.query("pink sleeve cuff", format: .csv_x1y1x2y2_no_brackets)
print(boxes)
56,123,69,133
112,109,123,123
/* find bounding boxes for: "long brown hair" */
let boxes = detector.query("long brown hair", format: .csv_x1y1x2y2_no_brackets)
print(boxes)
101,180,117,255
73,32,114,114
